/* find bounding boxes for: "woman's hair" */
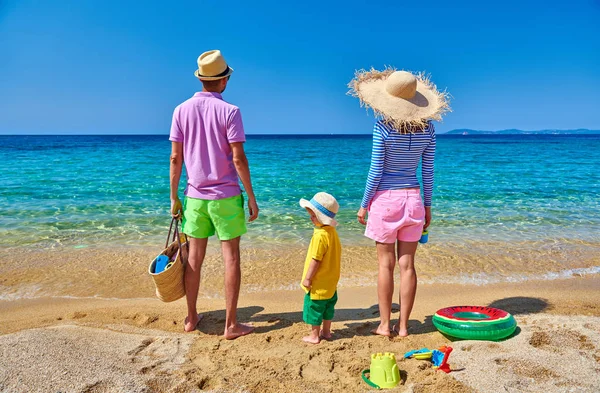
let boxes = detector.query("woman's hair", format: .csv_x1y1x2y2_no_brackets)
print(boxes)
397,121,428,134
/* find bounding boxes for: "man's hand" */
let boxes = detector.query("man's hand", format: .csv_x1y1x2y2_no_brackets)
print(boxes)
171,197,182,218
424,206,432,230
302,278,312,290
357,207,368,225
247,197,259,222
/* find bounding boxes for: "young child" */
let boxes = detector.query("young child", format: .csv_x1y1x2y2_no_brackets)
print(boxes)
299,192,341,344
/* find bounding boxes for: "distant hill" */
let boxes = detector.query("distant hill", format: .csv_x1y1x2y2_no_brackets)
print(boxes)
444,129,600,135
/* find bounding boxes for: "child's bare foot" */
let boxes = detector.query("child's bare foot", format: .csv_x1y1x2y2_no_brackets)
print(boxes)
320,331,333,340
224,323,254,340
392,324,409,337
371,324,391,337
302,335,321,344
184,313,203,332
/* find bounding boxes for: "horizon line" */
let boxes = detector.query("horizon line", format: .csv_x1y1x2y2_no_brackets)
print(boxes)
1,129,600,137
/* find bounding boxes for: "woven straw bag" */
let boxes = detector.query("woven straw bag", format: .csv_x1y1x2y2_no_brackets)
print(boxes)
148,218,189,302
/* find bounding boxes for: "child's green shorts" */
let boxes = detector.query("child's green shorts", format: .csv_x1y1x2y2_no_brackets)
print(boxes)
303,291,338,326
182,194,247,241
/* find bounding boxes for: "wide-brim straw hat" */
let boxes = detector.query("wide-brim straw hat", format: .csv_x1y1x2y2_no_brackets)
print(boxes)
348,67,450,130
194,50,234,81
299,192,339,227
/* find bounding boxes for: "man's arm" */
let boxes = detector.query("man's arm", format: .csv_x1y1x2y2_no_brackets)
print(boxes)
170,142,183,217
231,142,259,222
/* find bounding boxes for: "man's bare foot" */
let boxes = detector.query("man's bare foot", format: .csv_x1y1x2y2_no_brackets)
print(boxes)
224,323,254,340
302,335,321,344
320,331,333,340
371,324,391,337
392,324,409,337
184,313,203,332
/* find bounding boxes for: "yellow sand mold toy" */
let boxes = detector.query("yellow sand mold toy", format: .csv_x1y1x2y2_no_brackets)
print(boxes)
361,352,401,389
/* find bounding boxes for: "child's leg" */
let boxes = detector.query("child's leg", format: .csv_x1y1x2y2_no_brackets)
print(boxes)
321,320,332,339
303,325,321,344
302,293,323,344
320,291,337,339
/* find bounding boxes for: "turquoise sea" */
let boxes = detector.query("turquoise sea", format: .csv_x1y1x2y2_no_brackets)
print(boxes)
1,134,599,249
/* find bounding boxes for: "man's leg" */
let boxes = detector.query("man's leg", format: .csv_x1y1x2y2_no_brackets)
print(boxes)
184,236,208,332
221,236,254,339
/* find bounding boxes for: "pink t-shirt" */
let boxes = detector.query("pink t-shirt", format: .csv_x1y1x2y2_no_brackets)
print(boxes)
169,92,246,200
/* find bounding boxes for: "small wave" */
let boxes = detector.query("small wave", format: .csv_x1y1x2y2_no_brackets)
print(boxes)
243,266,600,292
0,286,154,302
418,266,600,286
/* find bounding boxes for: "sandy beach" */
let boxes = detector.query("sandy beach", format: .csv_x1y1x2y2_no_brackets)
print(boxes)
1,244,599,393
3,0,600,391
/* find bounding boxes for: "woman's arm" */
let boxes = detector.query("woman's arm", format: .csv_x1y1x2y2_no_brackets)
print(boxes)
421,123,436,206
421,123,436,229
360,123,386,208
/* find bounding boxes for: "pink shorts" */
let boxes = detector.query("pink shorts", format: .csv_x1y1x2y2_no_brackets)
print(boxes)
365,189,425,243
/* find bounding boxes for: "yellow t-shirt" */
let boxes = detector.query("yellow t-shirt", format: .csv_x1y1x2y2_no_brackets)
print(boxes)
301,225,341,300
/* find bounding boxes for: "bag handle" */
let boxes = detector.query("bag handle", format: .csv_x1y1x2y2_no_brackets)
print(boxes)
361,369,380,390
166,217,177,249
165,217,189,265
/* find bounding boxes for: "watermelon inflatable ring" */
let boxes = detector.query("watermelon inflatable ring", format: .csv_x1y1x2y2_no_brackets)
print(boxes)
432,306,517,341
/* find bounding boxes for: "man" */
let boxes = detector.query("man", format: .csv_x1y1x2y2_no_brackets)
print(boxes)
169,50,259,339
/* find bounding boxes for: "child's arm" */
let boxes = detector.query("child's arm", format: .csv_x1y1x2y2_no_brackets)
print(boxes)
302,258,321,289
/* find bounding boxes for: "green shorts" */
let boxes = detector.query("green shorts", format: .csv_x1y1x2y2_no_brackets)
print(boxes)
303,291,338,326
182,194,247,241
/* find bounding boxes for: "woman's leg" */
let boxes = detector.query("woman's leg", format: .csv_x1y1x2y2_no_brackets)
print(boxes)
372,241,396,336
395,241,418,337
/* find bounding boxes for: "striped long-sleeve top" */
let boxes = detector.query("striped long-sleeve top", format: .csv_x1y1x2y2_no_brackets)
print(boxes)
361,120,436,209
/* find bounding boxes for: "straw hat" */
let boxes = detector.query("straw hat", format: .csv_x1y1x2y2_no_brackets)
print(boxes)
348,67,450,130
194,50,234,81
299,192,339,227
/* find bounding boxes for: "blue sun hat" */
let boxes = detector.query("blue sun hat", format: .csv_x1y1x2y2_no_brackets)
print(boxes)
299,192,339,227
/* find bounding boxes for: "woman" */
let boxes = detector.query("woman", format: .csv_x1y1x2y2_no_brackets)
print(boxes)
349,68,450,337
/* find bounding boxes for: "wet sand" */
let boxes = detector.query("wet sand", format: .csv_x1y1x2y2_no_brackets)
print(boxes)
1,240,599,300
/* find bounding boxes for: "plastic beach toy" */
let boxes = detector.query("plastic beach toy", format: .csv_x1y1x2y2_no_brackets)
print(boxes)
432,346,453,373
404,346,453,373
432,306,517,341
153,255,170,274
361,352,401,389
419,230,428,244
403,348,432,360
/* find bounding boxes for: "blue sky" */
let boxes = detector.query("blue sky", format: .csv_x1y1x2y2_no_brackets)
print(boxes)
1,0,599,134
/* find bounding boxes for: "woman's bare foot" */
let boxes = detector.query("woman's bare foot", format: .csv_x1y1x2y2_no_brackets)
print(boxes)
393,324,409,337
320,331,333,340
184,313,203,332
302,335,321,344
224,323,254,340
371,324,391,337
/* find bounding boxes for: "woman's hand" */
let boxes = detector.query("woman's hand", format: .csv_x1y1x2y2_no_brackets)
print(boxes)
424,206,432,229
357,207,368,225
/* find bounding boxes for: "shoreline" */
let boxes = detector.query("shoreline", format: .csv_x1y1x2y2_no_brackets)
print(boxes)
1,277,599,392
1,241,599,301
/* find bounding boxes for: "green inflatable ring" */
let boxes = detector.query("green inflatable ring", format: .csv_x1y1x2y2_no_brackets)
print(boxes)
432,306,517,341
